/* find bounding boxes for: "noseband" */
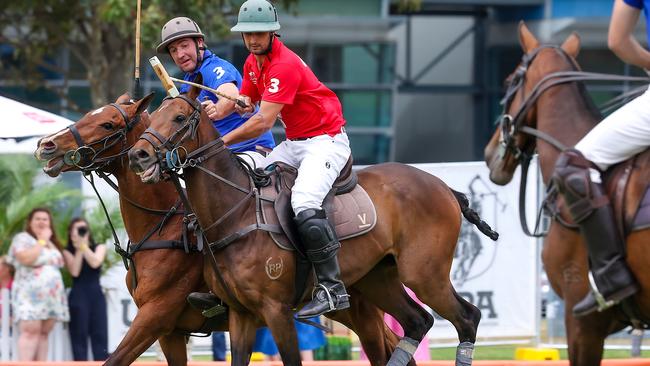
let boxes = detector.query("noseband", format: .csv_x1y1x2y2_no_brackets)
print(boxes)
64,103,141,171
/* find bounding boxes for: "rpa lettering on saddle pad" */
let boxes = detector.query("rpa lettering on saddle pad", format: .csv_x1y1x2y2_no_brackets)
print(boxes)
415,161,539,340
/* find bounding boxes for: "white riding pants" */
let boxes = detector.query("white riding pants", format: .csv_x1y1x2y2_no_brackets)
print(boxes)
575,85,650,171
259,132,351,215
235,151,266,169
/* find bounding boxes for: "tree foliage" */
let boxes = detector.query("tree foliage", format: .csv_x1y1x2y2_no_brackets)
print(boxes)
0,0,298,110
0,155,125,260
0,155,82,254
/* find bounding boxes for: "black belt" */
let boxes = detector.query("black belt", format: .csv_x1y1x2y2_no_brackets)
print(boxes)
289,127,346,142
289,136,310,141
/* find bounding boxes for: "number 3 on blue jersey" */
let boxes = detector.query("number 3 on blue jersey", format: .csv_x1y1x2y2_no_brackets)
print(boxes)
213,66,225,79
268,78,280,93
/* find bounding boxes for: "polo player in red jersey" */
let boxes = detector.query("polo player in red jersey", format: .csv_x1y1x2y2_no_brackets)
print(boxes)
223,0,351,319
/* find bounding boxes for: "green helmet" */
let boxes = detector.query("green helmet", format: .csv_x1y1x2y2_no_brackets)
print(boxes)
231,0,281,33
157,17,205,53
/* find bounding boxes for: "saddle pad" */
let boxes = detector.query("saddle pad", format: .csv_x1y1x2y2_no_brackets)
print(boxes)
261,185,377,250
632,186,650,232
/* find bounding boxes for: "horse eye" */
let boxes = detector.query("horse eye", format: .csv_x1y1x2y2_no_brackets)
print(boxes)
101,122,114,130
174,114,187,123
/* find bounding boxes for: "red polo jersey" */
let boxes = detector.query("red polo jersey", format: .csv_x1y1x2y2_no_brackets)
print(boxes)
240,38,346,140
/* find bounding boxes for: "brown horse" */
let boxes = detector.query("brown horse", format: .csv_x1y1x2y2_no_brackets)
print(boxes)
35,93,218,365
128,79,498,365
34,94,414,366
484,23,650,365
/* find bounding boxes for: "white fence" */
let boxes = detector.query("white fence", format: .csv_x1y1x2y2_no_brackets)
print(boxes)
0,288,73,361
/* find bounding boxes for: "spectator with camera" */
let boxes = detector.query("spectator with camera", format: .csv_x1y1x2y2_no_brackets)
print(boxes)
62,218,108,361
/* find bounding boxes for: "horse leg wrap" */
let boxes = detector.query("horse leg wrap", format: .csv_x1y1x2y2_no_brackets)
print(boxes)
456,341,475,366
386,337,419,366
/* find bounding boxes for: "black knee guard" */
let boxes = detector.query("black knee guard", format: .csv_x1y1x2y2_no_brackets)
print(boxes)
294,208,341,263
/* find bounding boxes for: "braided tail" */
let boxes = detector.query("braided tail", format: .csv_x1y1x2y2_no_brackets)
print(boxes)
451,189,499,241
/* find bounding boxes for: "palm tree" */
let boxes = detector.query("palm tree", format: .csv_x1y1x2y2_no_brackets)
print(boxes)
0,154,82,254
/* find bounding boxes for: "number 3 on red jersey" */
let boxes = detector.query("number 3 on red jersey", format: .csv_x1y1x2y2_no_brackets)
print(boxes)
268,78,280,93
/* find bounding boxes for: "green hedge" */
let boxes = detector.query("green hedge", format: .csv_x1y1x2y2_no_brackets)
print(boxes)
314,335,352,360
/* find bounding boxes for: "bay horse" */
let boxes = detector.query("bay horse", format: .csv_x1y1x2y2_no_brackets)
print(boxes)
128,78,498,366
34,93,416,366
484,23,650,365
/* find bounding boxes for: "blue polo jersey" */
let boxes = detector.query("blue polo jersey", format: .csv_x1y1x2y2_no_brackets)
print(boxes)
623,0,650,45
180,49,275,153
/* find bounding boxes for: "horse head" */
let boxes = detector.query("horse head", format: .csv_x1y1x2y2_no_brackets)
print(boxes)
129,74,218,183
35,93,155,177
484,21,581,185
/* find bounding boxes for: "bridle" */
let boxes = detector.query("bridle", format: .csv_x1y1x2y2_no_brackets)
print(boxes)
63,103,141,171
497,45,650,165
137,93,287,313
497,45,575,164
59,101,193,277
496,45,650,237
138,94,221,173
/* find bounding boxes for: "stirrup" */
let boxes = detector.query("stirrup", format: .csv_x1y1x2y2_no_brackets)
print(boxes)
311,283,350,311
588,272,617,312
202,304,227,318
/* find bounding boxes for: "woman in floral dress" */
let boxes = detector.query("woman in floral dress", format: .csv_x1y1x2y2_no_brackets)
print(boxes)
7,208,69,361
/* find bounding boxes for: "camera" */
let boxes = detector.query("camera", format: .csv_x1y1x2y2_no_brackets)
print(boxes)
77,226,88,237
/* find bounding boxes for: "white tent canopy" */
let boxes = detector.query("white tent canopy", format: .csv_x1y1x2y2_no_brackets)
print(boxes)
0,95,73,139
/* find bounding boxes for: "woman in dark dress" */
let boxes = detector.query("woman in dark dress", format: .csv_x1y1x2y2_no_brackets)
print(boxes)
62,218,108,361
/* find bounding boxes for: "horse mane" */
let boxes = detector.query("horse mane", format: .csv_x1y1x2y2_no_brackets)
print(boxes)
575,79,603,121
554,48,602,122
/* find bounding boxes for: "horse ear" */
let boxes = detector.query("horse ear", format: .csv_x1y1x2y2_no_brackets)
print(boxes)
518,21,539,53
561,32,581,58
115,92,132,104
134,92,155,116
188,73,203,101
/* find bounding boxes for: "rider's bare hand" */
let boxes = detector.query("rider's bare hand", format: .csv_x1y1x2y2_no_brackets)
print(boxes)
201,100,219,120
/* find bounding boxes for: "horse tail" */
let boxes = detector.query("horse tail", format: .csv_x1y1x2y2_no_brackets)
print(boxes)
451,189,499,241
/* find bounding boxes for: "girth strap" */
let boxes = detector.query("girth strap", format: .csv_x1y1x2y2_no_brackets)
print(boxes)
134,240,188,251
208,222,283,251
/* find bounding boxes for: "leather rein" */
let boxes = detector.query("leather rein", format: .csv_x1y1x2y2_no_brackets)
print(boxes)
60,102,191,281
497,45,650,237
139,94,326,319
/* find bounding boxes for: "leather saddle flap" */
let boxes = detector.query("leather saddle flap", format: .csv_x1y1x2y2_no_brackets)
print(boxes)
258,162,376,250
554,148,650,235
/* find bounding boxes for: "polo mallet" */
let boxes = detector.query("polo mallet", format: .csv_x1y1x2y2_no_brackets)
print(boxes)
148,56,248,109
133,0,142,99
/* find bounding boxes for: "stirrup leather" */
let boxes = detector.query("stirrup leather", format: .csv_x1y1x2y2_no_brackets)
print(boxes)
588,272,617,312
311,283,350,311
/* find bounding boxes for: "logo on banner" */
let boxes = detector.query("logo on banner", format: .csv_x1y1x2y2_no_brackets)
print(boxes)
451,175,506,287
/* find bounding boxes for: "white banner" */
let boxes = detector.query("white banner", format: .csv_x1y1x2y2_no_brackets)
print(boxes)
413,161,539,340
102,265,138,353
95,161,540,348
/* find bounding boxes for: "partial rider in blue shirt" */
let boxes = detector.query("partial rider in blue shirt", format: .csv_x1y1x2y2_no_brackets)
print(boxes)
156,16,275,167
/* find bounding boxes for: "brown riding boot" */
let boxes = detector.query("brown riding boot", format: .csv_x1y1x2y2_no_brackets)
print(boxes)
553,149,638,317
294,208,350,319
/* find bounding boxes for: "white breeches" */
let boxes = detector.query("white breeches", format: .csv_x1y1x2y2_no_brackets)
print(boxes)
260,132,351,215
575,85,650,171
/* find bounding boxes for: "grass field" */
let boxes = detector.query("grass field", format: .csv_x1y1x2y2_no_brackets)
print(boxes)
428,345,650,360
138,345,650,362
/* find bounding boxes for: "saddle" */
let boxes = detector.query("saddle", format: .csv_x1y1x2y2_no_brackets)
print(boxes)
258,156,377,251
553,148,650,237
